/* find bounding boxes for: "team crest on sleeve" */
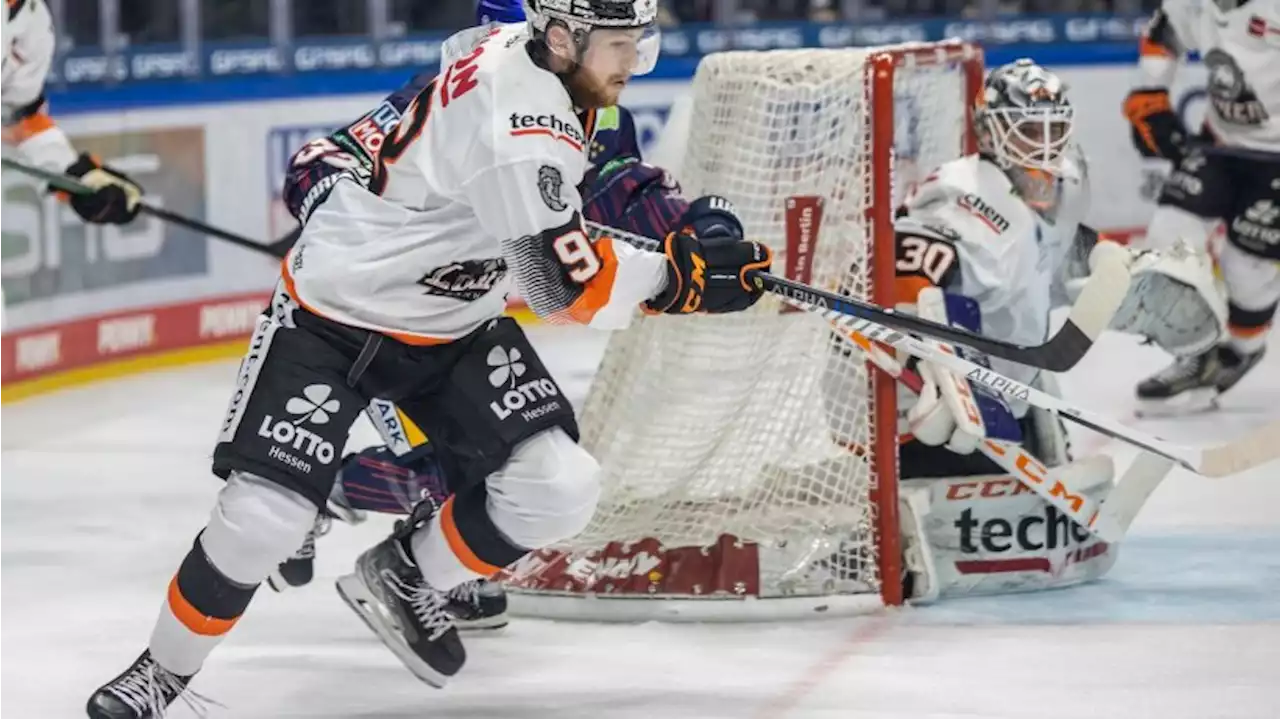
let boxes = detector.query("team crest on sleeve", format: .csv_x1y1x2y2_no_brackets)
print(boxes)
538,165,568,212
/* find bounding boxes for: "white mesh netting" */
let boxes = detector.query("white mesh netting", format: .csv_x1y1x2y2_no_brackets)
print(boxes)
505,43,978,617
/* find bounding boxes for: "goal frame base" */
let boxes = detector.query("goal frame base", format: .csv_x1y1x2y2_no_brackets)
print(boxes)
508,591,886,623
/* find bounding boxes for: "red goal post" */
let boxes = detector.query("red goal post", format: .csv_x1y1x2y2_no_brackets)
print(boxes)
502,41,985,620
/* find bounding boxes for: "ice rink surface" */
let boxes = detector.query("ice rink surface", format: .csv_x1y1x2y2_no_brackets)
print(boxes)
4,325,1279,718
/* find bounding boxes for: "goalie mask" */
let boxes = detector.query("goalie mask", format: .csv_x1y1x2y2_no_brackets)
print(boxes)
525,0,661,77
976,59,1074,175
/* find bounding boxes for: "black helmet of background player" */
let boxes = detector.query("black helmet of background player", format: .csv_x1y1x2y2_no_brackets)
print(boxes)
525,0,660,109
975,59,1075,208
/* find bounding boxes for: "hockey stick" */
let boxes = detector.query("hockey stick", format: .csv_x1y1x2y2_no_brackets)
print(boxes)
584,220,1128,373
840,327,1181,542
0,156,296,259
589,220,1280,485
839,328,1107,536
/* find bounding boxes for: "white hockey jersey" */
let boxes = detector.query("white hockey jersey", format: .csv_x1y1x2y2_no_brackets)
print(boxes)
1139,0,1280,153
283,23,667,343
2,0,77,171
895,154,1090,408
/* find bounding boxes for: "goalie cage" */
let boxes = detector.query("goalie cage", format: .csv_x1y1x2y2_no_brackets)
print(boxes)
501,41,984,621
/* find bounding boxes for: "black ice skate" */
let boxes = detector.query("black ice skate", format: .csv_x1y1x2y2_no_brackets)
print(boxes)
335,519,465,687
1136,344,1265,417
267,514,332,591
445,579,509,630
85,650,201,719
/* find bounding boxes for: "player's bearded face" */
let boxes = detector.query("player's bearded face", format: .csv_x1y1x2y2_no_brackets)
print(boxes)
568,28,646,108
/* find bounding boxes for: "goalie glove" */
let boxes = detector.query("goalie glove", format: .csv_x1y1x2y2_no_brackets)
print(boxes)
60,153,143,225
902,288,1023,454
1122,88,1188,164
1100,240,1227,357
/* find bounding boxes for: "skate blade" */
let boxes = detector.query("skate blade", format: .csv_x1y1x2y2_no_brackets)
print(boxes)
335,574,452,688
1135,388,1219,418
455,614,509,631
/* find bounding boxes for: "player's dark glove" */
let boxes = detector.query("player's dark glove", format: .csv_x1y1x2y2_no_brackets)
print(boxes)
645,227,772,315
59,152,143,224
1122,88,1187,164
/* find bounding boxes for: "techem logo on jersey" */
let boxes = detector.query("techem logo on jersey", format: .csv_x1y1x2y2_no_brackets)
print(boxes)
956,193,1011,234
486,345,562,422
258,384,341,473
509,113,585,152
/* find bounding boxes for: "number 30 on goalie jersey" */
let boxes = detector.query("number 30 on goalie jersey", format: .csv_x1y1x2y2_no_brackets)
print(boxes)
894,217,961,303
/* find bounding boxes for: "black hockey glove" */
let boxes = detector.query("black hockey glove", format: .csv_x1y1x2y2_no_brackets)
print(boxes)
1122,88,1188,164
59,152,143,225
645,227,772,315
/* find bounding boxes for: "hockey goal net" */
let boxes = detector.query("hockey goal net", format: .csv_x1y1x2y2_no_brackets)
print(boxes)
503,41,983,620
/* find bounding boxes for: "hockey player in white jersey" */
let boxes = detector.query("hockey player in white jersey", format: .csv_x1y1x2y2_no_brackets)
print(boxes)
1123,0,1280,413
85,1,772,715
3,0,142,224
878,59,1225,599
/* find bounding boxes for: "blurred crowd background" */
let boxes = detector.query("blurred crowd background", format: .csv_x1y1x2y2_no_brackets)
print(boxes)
58,0,1161,49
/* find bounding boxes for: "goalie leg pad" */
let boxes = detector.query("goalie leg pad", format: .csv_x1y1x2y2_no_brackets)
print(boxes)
902,457,1118,599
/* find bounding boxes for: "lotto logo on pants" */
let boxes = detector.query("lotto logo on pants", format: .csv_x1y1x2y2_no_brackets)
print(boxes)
211,308,364,509
256,384,341,474
485,345,562,422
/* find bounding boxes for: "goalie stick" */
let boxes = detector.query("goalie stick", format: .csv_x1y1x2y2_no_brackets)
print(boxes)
584,219,1128,372
840,327,1177,543
588,220,1280,488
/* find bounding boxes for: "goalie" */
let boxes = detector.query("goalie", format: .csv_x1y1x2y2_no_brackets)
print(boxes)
859,59,1227,601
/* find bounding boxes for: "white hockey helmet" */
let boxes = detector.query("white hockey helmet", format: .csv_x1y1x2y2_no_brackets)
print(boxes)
524,0,661,76
975,59,1074,174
